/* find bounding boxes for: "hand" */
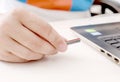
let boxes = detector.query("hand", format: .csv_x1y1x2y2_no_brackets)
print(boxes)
0,8,67,63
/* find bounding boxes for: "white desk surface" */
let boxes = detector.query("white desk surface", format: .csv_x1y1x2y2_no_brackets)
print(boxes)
0,14,120,82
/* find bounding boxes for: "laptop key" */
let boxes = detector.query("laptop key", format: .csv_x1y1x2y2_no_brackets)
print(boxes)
104,38,113,42
106,40,118,45
101,37,113,42
115,36,120,39
116,39,120,42
112,43,120,48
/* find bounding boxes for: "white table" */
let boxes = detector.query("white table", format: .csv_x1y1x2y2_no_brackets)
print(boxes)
0,14,120,82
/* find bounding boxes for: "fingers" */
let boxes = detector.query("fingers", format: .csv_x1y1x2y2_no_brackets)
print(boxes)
12,8,67,52
7,21,57,55
0,8,68,63
0,36,44,60
0,50,28,63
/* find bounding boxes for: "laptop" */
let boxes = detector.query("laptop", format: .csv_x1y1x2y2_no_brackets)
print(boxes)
71,22,120,65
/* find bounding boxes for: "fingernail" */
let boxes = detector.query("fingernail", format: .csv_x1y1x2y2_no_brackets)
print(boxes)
58,42,67,52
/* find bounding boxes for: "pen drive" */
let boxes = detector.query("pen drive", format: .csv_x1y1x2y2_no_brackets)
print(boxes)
66,38,80,45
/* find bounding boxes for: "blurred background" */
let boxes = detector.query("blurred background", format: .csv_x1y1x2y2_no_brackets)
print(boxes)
90,0,120,16
0,0,120,20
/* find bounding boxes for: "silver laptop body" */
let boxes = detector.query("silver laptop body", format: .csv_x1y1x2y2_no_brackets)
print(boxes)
71,22,120,65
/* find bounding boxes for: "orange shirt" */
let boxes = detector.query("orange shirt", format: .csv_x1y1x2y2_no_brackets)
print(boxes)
18,0,94,11
27,0,71,11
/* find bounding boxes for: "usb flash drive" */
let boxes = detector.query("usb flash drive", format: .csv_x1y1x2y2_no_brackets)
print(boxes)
66,38,80,45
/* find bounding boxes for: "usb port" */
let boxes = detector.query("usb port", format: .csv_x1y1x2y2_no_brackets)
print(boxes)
114,58,119,63
100,49,105,53
106,53,112,57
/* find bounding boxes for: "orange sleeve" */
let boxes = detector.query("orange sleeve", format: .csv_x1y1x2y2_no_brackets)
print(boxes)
27,0,72,11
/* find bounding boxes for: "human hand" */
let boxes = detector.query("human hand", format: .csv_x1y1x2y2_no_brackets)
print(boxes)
0,8,67,62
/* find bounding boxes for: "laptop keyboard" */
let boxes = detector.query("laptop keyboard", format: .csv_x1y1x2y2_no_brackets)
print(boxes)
99,35,120,49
